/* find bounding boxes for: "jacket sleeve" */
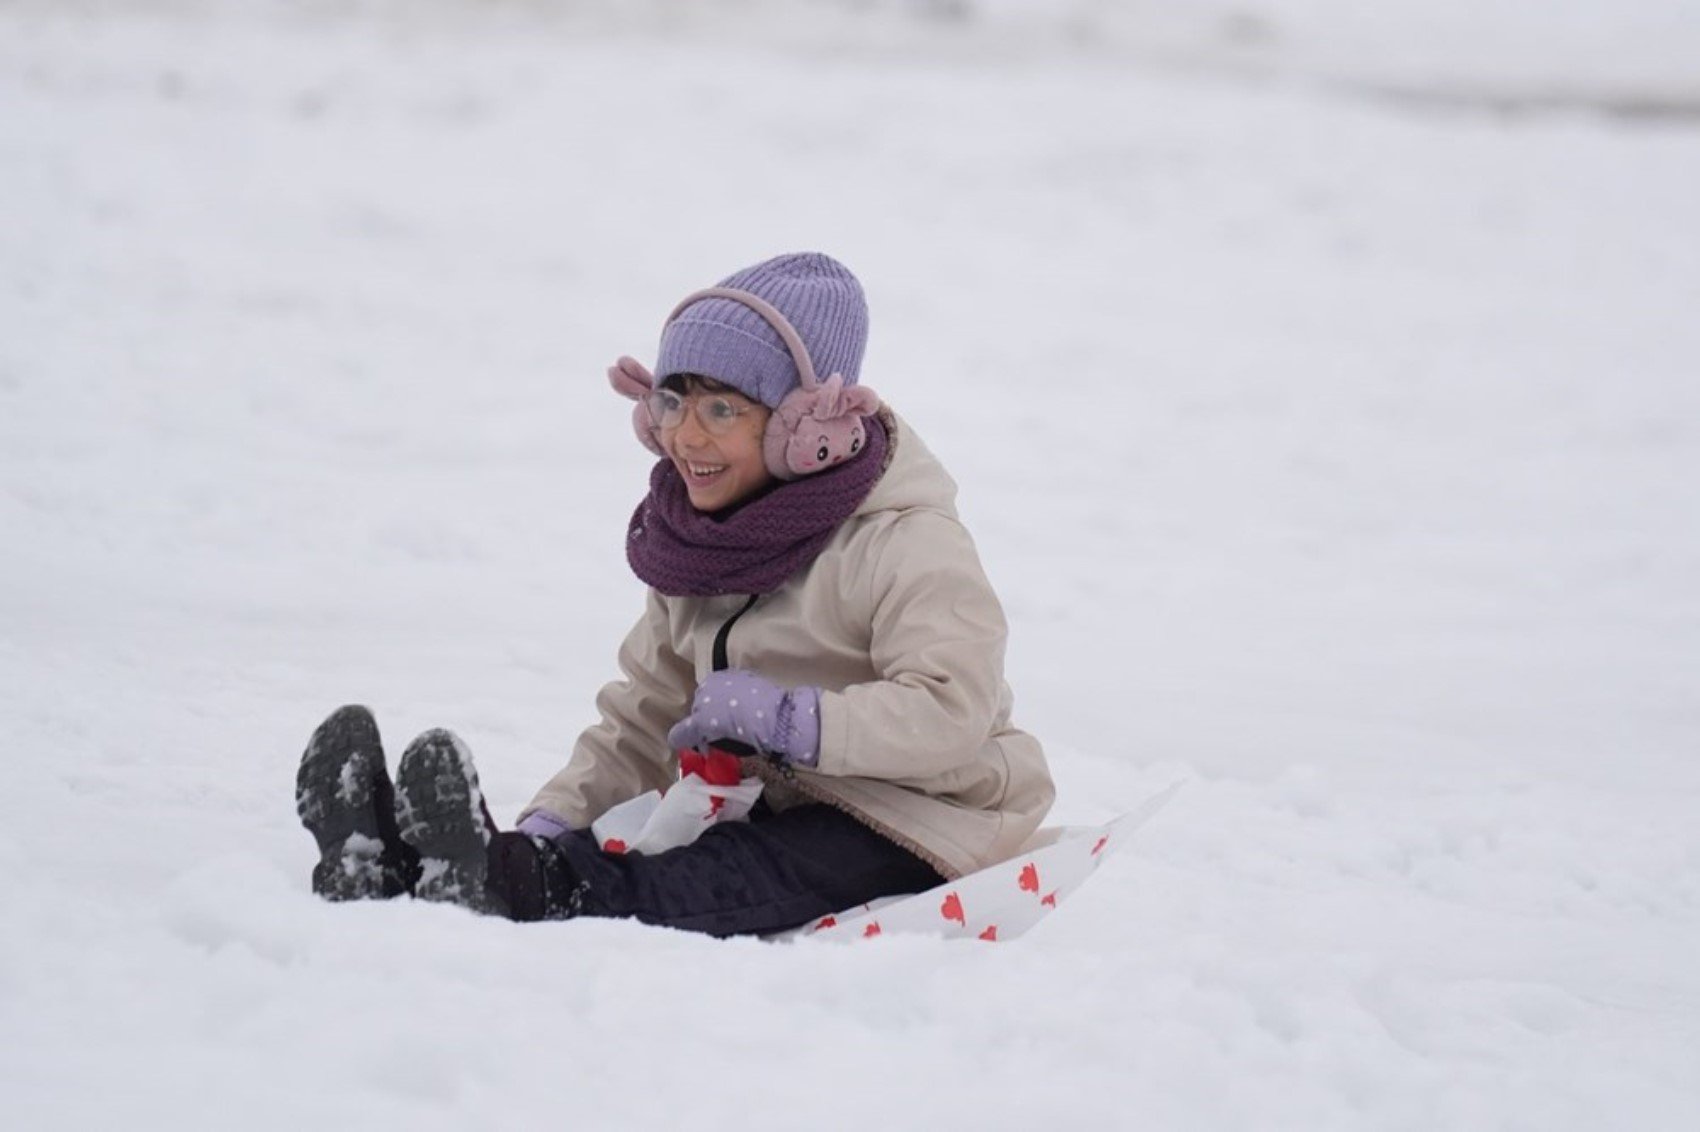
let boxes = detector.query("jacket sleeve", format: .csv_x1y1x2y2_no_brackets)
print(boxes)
813,512,1012,781
519,589,694,829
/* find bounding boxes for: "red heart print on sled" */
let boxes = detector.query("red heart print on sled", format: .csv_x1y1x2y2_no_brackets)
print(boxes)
1091,835,1108,856
602,838,627,855
979,925,999,942
1041,892,1057,909
1018,863,1040,894
863,922,882,938
940,892,966,926
814,915,837,931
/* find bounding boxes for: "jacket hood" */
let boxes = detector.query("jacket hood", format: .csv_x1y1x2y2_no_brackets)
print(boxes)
854,407,960,521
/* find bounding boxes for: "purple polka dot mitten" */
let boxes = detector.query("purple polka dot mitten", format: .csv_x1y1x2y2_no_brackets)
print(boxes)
666,669,822,768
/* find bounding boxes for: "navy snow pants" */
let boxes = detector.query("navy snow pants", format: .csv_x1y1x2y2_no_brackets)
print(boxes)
489,803,944,937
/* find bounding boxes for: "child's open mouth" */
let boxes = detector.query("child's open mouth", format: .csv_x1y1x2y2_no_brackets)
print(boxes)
684,461,727,485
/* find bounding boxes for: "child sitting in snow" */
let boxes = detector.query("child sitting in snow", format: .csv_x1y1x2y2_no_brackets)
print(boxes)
294,251,1055,935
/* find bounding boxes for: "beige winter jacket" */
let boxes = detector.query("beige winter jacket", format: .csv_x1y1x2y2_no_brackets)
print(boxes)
521,409,1055,879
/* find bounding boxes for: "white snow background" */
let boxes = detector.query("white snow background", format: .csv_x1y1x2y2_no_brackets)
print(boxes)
3,1,1699,1128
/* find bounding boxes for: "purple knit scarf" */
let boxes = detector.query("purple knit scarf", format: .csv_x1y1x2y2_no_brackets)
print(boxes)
627,415,889,597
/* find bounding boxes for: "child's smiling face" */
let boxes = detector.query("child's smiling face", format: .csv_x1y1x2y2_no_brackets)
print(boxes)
658,376,776,513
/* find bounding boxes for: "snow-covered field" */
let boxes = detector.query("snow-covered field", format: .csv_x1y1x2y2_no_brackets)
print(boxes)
3,2,1699,1127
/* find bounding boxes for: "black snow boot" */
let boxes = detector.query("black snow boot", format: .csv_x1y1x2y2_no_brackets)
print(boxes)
485,832,589,923
296,704,421,901
393,728,503,915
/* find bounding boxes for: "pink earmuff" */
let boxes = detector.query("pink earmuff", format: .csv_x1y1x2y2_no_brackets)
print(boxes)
608,355,665,457
611,286,882,480
763,374,882,480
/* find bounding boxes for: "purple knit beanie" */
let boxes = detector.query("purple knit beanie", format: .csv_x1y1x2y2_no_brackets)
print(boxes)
656,252,869,408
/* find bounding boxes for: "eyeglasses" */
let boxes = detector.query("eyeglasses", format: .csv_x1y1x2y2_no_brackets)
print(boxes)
648,388,759,435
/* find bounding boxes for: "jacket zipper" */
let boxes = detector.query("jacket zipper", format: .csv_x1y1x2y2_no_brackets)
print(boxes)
711,594,759,674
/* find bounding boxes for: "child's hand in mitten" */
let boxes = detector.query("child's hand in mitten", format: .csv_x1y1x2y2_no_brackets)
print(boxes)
667,669,821,768
515,810,574,843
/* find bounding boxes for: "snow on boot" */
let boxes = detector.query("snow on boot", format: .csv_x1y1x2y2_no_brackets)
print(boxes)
394,729,502,914
296,704,420,901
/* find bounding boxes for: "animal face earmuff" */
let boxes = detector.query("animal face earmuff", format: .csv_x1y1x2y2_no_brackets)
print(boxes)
606,286,882,482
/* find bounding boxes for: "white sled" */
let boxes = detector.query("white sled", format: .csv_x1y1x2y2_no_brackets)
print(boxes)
799,782,1180,943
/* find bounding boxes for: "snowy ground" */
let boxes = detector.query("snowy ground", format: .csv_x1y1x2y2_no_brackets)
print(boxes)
3,2,1699,1128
